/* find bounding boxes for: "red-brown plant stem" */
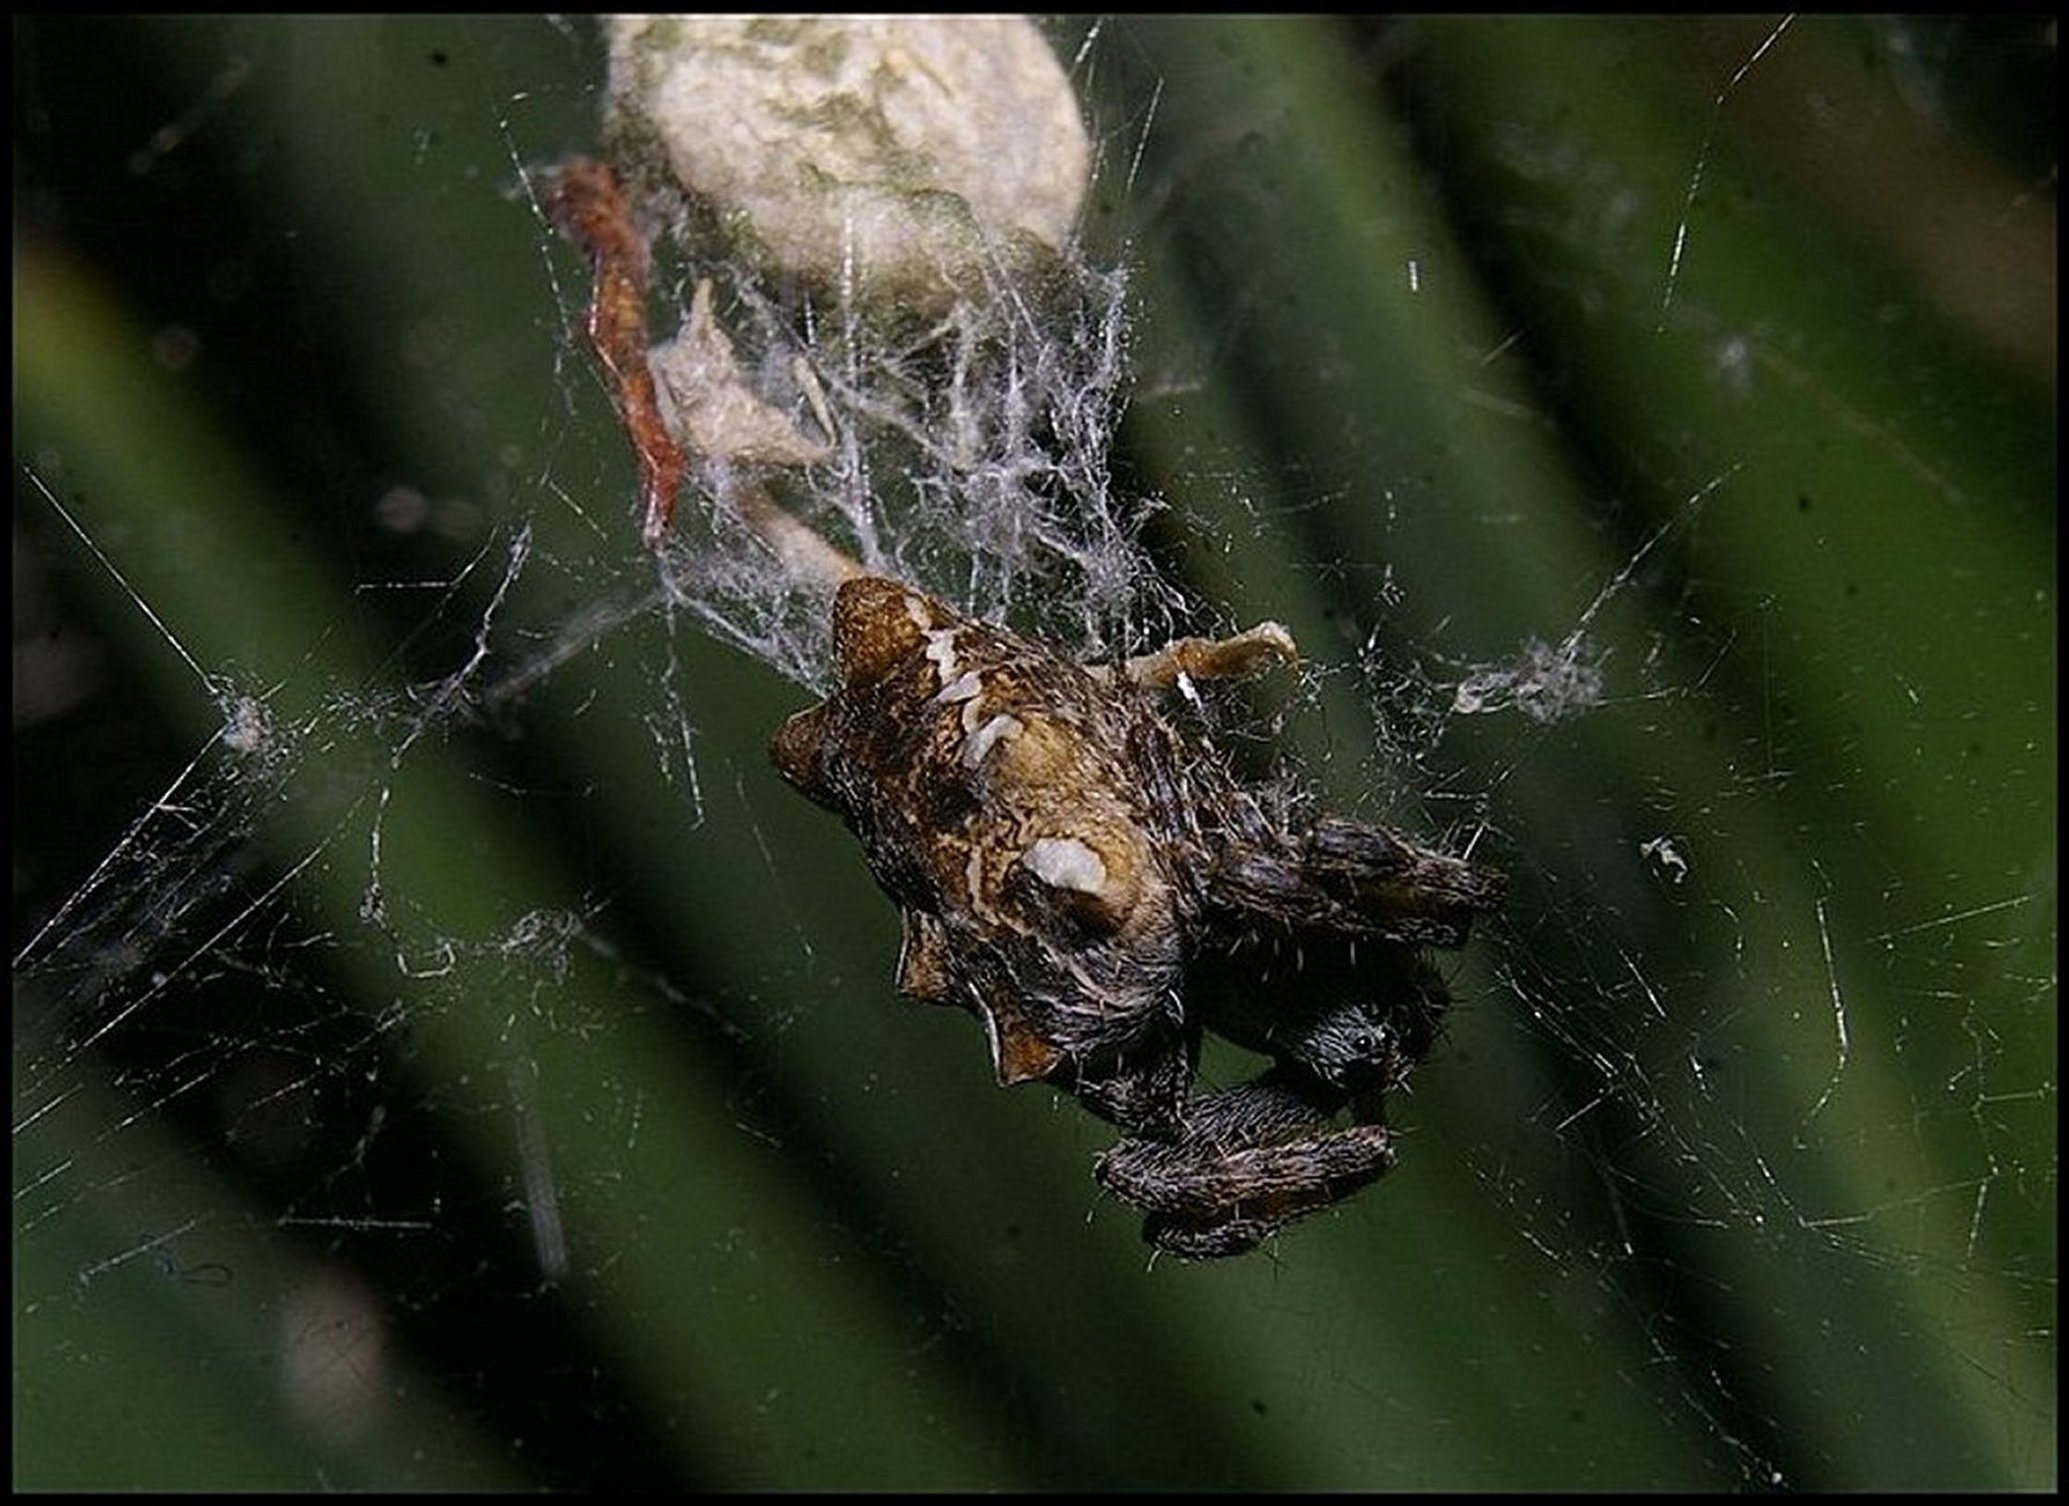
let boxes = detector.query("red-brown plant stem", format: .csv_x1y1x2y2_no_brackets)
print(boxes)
545,158,685,549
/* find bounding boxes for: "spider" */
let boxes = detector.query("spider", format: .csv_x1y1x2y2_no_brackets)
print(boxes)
545,156,1505,1257
771,576,1505,1258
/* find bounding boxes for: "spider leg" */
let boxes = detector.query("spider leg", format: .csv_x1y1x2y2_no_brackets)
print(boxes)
1095,1067,1395,1259
1210,813,1505,948
1105,620,1297,692
1307,815,1505,939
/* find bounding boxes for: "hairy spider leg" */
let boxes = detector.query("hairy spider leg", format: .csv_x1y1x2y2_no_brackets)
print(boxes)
1095,1067,1396,1259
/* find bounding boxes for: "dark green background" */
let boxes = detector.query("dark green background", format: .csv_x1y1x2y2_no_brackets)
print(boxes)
15,16,2054,1488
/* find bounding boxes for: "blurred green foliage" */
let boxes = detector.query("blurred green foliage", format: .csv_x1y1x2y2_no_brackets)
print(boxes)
15,16,2053,1489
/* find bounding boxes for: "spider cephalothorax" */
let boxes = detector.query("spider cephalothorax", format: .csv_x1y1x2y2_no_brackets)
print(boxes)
771,575,1504,1257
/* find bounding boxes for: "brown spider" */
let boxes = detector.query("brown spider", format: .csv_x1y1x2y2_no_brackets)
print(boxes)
545,157,1505,1257
771,577,1504,1258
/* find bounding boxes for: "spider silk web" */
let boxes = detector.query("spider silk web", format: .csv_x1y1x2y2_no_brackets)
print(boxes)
14,16,2055,1491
